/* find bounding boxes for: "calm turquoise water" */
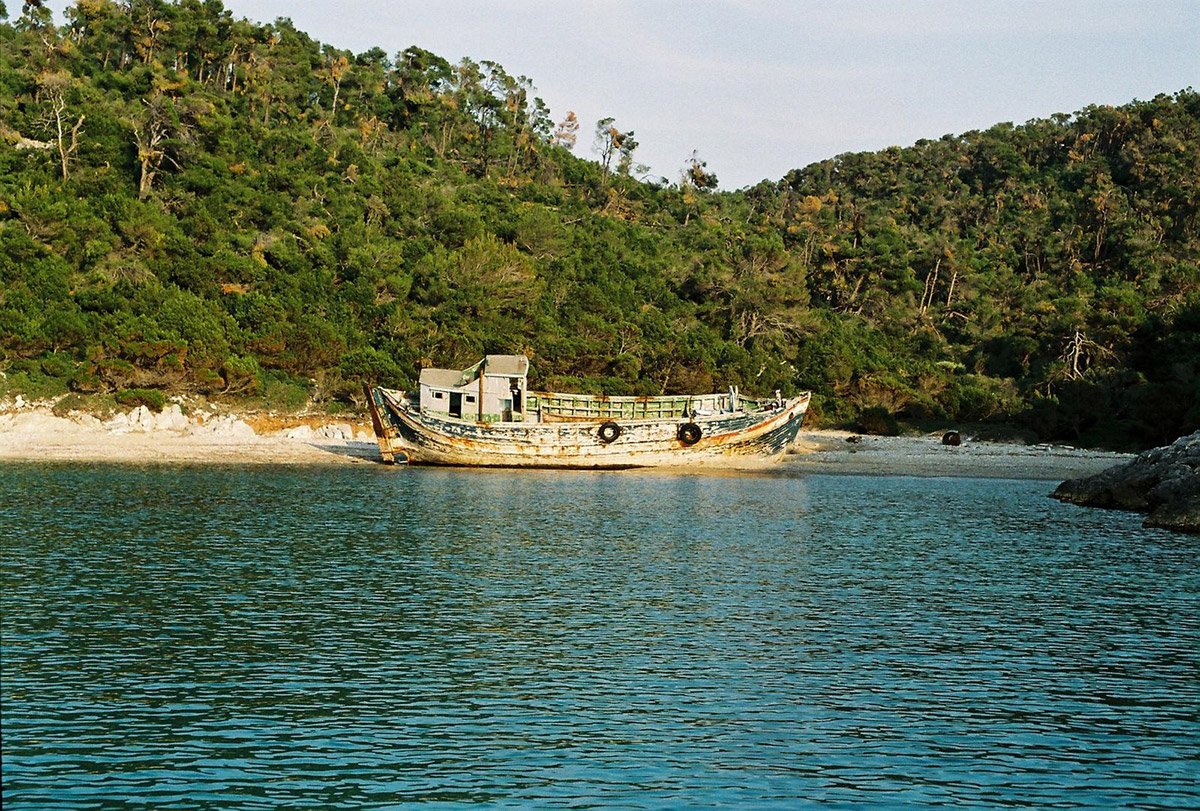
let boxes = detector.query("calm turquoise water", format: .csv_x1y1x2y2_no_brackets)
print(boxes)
2,464,1197,808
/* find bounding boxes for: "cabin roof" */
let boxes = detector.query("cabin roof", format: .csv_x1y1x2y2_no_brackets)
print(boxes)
419,368,465,388
484,355,528,377
418,355,529,389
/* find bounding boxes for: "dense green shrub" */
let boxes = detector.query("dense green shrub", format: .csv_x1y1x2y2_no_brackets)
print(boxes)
51,393,88,417
114,389,167,412
259,375,311,411
855,406,901,437
0,369,70,401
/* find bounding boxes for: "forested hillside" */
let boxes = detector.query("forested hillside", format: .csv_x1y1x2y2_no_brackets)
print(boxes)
2,1,1197,448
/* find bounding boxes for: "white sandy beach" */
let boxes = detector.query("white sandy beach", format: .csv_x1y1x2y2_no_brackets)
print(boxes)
0,400,1130,479
0,404,381,466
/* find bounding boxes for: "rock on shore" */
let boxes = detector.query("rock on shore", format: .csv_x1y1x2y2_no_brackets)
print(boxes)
1052,431,1200,533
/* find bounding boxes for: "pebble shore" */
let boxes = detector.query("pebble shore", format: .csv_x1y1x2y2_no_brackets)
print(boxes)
1,401,1131,480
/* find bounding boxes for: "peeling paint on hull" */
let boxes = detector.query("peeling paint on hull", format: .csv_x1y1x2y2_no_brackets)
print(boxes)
366,387,811,469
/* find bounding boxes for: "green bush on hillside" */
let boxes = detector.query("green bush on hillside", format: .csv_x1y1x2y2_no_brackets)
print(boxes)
855,406,901,437
114,389,167,412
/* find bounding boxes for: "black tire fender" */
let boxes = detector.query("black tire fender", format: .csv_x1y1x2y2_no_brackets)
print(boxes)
677,422,702,446
597,421,622,443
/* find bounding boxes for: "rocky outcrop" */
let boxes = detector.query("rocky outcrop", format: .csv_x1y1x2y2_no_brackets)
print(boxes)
104,404,191,434
1052,431,1200,533
279,422,363,441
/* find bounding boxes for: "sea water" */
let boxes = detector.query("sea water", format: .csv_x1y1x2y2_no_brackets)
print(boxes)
2,464,1197,808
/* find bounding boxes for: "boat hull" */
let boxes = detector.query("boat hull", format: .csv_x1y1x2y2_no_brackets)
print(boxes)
367,387,810,469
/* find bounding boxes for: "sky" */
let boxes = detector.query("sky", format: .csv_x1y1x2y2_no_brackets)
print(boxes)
44,0,1200,189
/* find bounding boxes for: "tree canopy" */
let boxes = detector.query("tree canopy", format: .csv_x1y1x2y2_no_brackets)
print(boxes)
1,1,1197,448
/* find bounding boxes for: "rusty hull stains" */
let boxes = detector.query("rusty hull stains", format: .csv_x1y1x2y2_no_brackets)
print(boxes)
366,386,810,469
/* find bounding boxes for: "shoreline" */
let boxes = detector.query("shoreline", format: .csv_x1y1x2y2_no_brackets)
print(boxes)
0,405,381,467
783,430,1128,480
0,404,1131,480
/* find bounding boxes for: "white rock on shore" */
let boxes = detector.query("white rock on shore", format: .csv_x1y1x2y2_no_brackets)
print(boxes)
104,404,192,434
283,424,316,440
278,422,370,441
192,414,258,438
319,422,354,441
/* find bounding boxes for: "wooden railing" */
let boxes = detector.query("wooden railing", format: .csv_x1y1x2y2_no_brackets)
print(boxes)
528,391,750,421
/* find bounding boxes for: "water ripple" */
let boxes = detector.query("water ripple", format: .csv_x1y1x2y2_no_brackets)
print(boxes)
2,465,1198,808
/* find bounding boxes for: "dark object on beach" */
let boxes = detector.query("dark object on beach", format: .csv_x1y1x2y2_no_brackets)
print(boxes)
1052,430,1199,534
846,435,862,444
942,431,962,446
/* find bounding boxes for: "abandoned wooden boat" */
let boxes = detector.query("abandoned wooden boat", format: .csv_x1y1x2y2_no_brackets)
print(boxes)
364,355,811,469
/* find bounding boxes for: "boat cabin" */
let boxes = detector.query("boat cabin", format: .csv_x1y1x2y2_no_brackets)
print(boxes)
418,355,529,422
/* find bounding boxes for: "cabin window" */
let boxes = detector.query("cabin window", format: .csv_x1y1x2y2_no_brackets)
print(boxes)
465,395,476,404
433,391,445,400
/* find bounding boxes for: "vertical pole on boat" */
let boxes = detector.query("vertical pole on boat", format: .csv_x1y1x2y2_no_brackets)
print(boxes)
478,358,486,423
